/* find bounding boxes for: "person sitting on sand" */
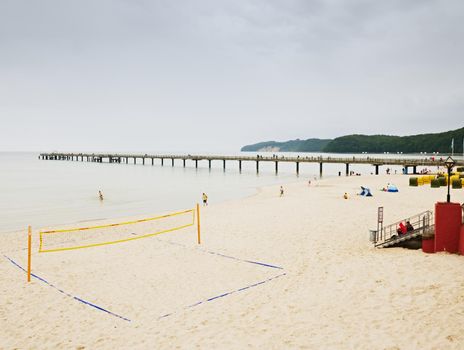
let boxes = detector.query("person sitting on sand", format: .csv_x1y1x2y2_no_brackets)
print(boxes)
397,222,407,235
202,193,208,206
406,221,414,232
98,190,104,201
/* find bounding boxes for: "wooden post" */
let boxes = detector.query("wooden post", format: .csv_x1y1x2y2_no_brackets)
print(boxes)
296,162,299,174
27,226,32,282
196,203,201,244
239,160,242,172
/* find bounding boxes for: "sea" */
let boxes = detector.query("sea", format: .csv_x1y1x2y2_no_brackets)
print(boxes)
0,151,456,234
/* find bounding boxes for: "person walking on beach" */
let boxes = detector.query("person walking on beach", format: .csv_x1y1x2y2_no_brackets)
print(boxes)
280,186,284,197
98,190,104,201
202,192,208,206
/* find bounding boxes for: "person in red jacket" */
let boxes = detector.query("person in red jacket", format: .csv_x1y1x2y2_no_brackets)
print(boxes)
397,222,407,235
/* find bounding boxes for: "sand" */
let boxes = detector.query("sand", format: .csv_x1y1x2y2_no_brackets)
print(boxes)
1,174,464,349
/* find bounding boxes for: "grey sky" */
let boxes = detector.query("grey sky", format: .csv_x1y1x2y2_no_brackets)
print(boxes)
1,0,463,152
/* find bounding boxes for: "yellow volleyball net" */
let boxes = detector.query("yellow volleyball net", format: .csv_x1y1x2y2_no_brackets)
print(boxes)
39,206,199,253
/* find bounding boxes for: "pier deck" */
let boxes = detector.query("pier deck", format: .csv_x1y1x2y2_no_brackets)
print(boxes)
39,152,462,176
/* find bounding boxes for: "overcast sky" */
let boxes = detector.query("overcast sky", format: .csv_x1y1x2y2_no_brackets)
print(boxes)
1,0,463,152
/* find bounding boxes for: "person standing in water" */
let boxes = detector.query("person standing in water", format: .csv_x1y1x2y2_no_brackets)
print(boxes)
202,192,208,206
98,190,104,201
280,186,284,197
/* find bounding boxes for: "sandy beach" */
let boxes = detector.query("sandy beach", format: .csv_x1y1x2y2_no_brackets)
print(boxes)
1,174,464,349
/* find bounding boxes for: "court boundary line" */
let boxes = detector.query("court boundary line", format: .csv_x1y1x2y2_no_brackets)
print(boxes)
158,238,284,270
159,272,286,319
5,239,286,323
3,255,131,322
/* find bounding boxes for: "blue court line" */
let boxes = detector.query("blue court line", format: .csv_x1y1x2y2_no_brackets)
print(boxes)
5,240,285,323
159,272,286,319
3,255,131,322
158,239,284,270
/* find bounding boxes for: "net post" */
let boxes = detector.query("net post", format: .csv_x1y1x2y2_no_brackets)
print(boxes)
196,203,201,244
27,225,32,283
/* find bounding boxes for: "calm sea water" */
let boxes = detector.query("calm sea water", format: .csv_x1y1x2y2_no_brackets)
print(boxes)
1,151,455,233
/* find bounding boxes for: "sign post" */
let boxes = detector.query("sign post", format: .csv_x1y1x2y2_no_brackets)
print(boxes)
377,207,384,242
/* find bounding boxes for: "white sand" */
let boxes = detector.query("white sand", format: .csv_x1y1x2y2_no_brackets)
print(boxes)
1,174,464,349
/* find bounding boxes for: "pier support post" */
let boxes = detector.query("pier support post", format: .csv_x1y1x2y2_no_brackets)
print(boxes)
256,161,259,173
151,158,154,165
319,162,323,177
134,157,136,164
143,158,145,165
171,158,174,167
195,160,198,168
375,165,379,175
161,158,164,166
208,160,211,169
346,163,349,176
183,159,186,167
239,160,242,172
296,162,300,175
223,159,226,170
275,161,278,174
413,165,417,174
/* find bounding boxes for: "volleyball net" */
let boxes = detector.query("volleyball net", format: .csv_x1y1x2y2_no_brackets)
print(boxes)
39,207,199,253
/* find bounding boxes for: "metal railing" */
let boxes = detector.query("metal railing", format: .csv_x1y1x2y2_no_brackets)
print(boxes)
372,210,434,247
40,152,464,166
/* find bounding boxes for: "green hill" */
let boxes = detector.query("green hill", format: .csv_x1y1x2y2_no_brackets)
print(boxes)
241,138,332,152
324,127,464,153
241,127,464,153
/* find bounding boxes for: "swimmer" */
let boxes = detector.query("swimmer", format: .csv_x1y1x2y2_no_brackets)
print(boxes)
202,192,208,206
98,190,104,201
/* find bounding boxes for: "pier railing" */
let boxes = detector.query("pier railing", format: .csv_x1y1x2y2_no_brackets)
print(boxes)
39,152,463,176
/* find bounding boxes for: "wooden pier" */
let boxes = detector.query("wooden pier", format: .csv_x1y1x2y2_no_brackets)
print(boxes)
38,152,463,176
